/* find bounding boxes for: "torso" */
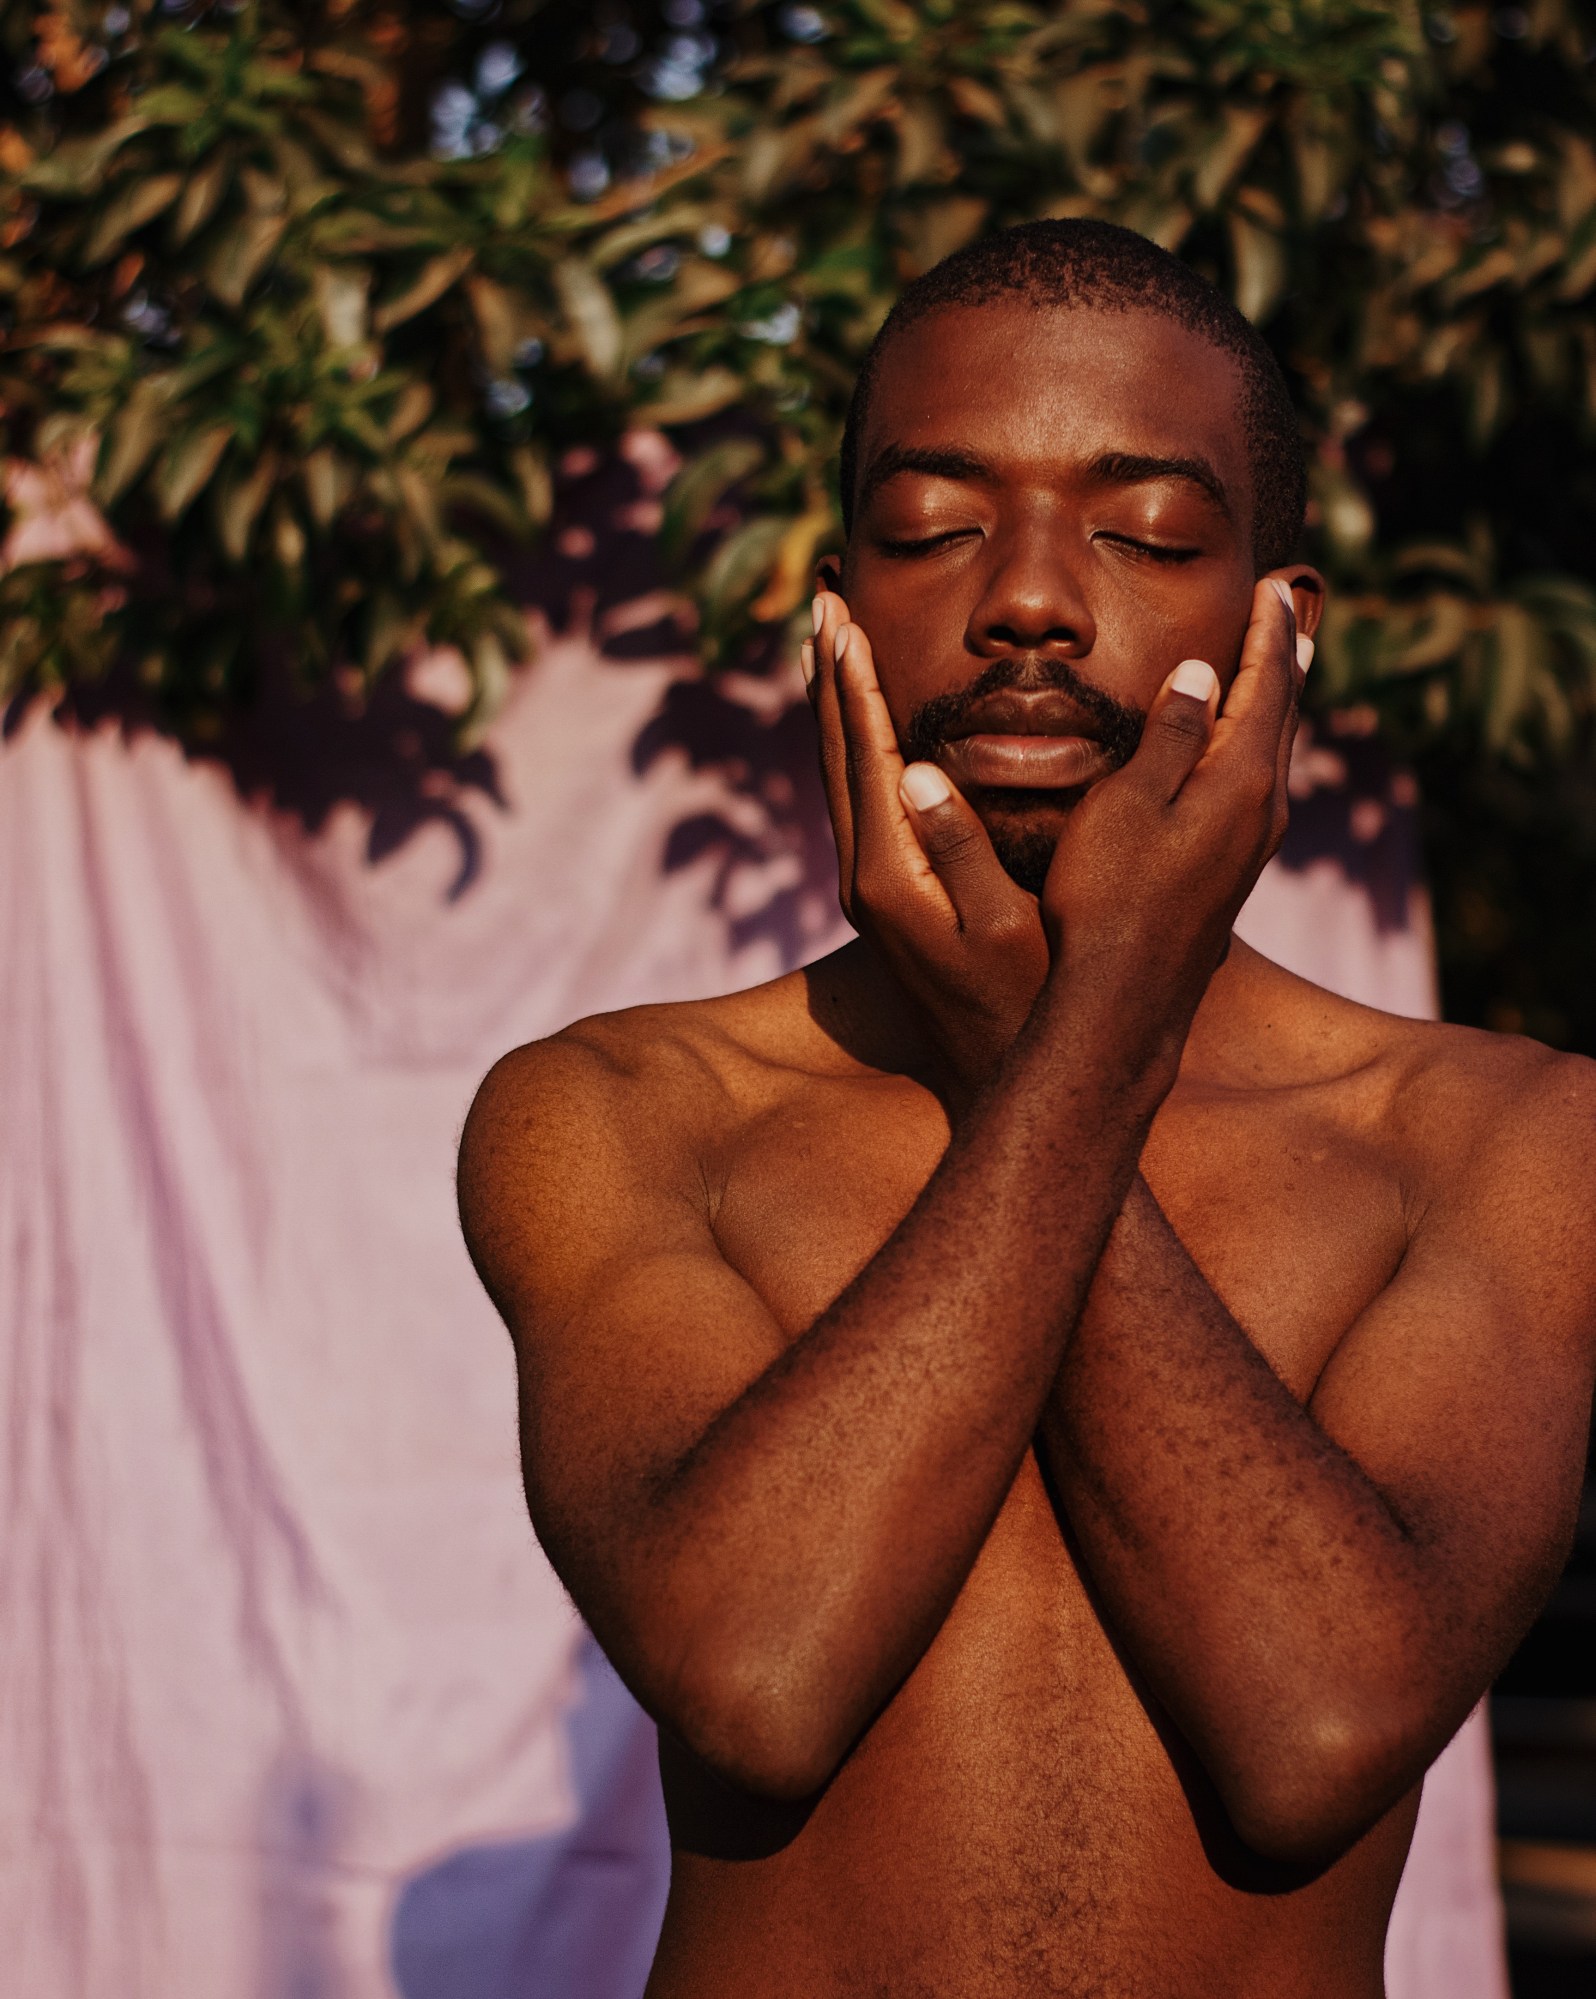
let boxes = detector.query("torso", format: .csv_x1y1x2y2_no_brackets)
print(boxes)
574,943,1511,1998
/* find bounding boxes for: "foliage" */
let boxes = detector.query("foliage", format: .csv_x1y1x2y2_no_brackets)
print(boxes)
4,2,1596,1029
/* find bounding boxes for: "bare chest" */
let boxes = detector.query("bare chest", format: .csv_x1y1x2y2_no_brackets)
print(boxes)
708,1072,1408,1399
668,1073,1412,1991
658,1066,1418,1990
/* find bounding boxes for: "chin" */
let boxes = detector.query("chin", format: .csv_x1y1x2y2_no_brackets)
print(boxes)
975,790,1077,897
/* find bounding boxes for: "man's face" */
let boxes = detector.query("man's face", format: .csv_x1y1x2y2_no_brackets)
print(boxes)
835,302,1279,892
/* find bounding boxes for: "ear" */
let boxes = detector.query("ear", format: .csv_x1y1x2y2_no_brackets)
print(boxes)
1265,563,1326,639
814,552,844,598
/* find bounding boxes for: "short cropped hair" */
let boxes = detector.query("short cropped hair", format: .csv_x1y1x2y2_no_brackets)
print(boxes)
839,219,1306,572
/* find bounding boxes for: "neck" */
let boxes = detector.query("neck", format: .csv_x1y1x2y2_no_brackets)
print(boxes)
804,931,1268,1101
1175,936,1294,1087
801,937,944,1083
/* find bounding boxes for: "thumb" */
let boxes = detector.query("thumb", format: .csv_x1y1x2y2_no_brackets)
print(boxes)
1126,658,1220,801
898,761,1019,933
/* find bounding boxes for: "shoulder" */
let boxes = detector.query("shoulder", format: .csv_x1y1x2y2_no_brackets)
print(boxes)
1252,947,1596,1263
1391,1018,1596,1184
463,970,814,1157
464,999,726,1145
1382,1020,1596,1339
458,975,810,1274
1252,945,1596,1175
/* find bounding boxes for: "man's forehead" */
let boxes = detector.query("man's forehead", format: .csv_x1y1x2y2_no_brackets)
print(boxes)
860,300,1250,493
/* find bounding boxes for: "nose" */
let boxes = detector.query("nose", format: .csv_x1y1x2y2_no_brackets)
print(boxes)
966,518,1096,661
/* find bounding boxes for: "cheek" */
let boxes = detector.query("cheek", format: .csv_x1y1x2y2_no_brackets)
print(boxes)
1098,569,1253,688
848,577,951,718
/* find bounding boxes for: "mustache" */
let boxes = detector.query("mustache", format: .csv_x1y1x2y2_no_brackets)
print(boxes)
901,655,1146,773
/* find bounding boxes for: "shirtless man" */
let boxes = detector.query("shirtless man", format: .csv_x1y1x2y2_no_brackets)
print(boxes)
459,221,1596,1997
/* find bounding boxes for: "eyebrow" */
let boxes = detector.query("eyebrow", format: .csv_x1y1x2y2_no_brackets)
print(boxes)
1088,450,1231,514
857,444,995,513
857,442,1232,516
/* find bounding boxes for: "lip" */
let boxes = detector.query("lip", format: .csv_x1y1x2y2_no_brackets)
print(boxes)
935,687,1114,791
941,733,1110,790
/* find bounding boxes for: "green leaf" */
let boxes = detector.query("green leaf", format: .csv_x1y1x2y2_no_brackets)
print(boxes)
301,446,349,526
172,152,234,246
508,446,553,529
662,437,765,563
387,380,435,444
135,85,210,127
637,367,747,425
465,275,518,374
553,257,625,381
98,380,177,506
1192,107,1271,213
214,450,280,562
23,119,148,199
155,426,235,522
440,473,529,540
1485,604,1540,752
702,515,790,620
372,247,475,333
203,210,288,308
313,263,370,348
1227,205,1288,324
82,173,185,267
458,629,515,749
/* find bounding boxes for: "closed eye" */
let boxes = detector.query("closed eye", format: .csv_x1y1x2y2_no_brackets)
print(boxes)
873,528,980,558
1094,532,1202,564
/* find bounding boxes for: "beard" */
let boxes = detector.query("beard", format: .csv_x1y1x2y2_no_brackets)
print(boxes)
901,655,1146,896
983,807,1064,897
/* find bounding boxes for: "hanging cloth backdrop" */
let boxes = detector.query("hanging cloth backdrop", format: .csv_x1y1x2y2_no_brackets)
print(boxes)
0,623,1504,1999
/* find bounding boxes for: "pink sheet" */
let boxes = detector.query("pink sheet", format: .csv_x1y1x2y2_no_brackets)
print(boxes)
0,632,1504,1996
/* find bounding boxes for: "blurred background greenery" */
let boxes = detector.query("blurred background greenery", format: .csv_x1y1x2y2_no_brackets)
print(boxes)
5,0,1596,1044
4,3,1596,1988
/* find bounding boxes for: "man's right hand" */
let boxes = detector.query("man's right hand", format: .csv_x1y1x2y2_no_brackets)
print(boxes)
809,588,1049,1099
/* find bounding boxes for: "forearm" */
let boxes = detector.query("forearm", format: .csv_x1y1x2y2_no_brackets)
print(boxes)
1041,1177,1441,1859
631,981,1176,1796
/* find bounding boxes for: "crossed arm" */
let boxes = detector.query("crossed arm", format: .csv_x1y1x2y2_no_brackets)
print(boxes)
1043,1149,1594,1862
460,584,1596,1863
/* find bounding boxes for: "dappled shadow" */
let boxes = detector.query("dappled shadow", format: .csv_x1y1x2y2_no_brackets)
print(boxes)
1273,711,1425,935
639,694,1428,969
12,653,508,905
6,436,1426,942
4,434,698,904
633,670,842,969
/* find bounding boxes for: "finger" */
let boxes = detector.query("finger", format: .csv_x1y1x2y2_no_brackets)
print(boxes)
832,617,912,861
832,616,982,924
1207,577,1298,771
1273,629,1313,800
1122,657,1220,801
809,591,857,891
898,761,1029,934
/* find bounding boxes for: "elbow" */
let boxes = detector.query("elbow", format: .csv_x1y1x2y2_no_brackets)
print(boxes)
660,1642,846,1803
1218,1706,1414,1869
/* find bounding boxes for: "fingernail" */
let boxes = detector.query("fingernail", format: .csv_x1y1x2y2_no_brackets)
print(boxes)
900,763,951,811
800,639,815,688
1271,578,1295,615
1171,658,1218,701
834,624,851,664
811,596,825,635
1296,633,1314,673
